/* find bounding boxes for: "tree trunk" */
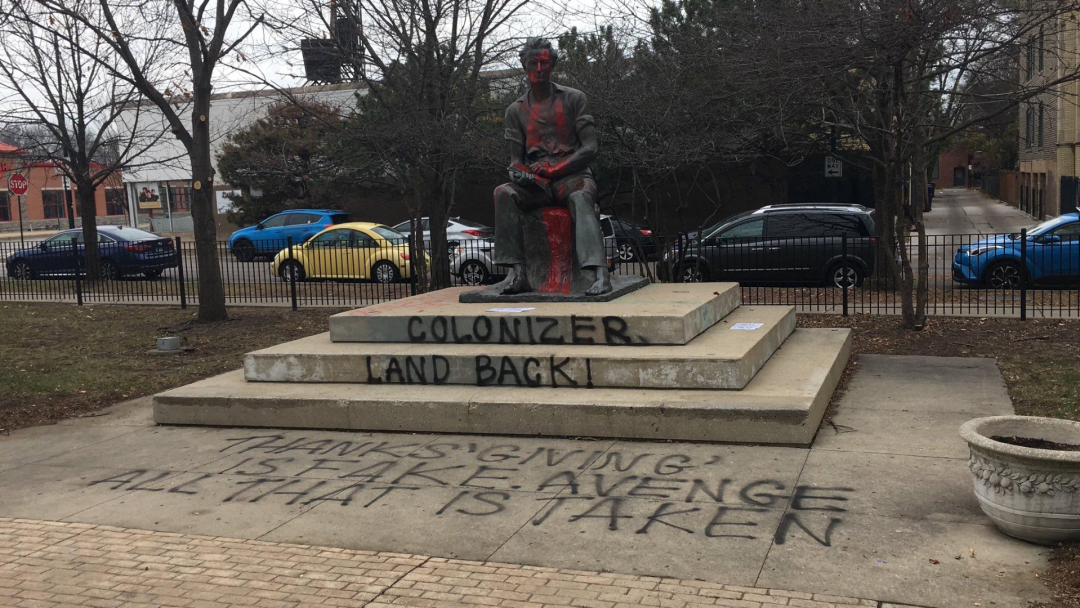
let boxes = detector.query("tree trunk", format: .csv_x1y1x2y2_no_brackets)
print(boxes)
76,179,102,282
911,151,930,328
424,168,454,291
190,89,228,322
890,160,916,328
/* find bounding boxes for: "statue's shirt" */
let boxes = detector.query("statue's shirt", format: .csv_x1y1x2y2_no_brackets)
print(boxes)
504,83,595,162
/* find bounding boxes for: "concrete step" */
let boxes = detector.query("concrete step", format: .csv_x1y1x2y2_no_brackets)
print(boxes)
245,306,795,390
328,283,740,346
155,328,851,446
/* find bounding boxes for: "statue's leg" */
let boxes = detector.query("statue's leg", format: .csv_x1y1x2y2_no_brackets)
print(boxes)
493,183,526,267
561,176,611,295
493,183,532,294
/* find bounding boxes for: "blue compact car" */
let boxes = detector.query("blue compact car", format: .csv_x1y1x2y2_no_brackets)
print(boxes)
5,226,178,280
228,209,350,262
953,212,1080,288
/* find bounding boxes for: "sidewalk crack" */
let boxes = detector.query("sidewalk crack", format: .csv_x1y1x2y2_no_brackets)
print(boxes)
362,555,432,607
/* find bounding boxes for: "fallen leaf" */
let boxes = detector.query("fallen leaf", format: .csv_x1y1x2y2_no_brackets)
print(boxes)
929,559,940,565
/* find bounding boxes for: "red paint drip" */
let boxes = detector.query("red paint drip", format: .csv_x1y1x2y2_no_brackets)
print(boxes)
540,207,573,294
554,99,567,142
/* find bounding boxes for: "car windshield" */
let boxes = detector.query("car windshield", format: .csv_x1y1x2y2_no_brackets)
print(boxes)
703,211,753,239
371,226,407,242
1024,216,1074,237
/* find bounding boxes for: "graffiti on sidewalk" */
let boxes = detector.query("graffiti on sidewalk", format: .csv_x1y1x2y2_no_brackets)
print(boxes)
88,433,853,546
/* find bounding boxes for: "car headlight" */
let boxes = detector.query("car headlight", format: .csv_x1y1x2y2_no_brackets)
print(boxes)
967,245,1003,257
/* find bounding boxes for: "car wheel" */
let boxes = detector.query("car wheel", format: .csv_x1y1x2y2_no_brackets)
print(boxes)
827,262,864,288
143,269,163,279
986,260,1023,289
10,260,34,280
279,260,306,282
232,239,256,262
617,242,636,262
101,260,120,281
460,260,489,286
372,261,401,284
676,262,709,283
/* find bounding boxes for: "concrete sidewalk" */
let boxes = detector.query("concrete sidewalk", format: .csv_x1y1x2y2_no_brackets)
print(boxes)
0,355,1052,607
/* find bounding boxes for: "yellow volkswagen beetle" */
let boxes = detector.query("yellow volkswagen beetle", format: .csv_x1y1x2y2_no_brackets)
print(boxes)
270,222,418,283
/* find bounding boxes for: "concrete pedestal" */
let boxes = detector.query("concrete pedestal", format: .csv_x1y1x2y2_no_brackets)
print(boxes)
154,283,852,445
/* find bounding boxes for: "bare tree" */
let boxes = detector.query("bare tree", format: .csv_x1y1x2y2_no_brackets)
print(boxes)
26,0,267,321
0,0,174,281
254,0,532,290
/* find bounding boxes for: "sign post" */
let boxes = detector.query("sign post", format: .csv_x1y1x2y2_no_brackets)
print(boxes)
7,173,28,244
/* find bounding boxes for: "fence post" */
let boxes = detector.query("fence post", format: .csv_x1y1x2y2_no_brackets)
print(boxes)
841,233,849,317
71,236,83,306
175,236,187,309
287,236,298,311
1019,228,1028,321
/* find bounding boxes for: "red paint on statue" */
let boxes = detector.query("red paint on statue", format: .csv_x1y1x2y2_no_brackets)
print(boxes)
540,207,573,294
554,98,567,142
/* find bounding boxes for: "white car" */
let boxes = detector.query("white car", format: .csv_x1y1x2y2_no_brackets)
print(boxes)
391,217,493,244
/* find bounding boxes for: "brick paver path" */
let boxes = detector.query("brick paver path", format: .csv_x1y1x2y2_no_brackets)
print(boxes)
0,518,905,608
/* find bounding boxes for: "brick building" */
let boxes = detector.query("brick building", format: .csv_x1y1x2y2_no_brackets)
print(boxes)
1018,10,1080,219
0,143,127,233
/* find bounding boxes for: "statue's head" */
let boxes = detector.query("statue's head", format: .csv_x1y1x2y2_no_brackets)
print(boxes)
519,37,557,85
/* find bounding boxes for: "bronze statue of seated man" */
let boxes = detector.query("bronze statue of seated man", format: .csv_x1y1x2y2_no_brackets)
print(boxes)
493,37,611,296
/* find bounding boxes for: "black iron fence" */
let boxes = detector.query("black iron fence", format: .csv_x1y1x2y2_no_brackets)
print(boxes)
0,232,1077,317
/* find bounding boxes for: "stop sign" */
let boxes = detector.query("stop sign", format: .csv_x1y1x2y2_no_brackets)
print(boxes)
7,173,28,196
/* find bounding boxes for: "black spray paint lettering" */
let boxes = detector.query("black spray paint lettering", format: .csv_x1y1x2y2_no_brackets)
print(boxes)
404,315,643,345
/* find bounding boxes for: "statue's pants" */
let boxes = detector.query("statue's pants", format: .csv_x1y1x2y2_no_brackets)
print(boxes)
493,171,605,269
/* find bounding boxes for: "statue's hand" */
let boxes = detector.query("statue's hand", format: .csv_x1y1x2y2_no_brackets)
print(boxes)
528,161,559,179
509,167,533,186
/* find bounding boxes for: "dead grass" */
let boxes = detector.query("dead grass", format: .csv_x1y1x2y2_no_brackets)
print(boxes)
0,303,346,432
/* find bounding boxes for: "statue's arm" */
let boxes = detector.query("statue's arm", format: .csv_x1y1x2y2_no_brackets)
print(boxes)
530,123,597,180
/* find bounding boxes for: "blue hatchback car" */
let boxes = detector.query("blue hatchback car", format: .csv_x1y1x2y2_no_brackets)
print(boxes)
5,226,178,280
228,209,350,262
953,212,1080,288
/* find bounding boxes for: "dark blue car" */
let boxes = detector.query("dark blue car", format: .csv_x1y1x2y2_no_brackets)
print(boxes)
227,209,351,262
953,212,1080,288
5,226,178,280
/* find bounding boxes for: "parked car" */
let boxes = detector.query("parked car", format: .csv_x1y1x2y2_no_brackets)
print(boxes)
229,209,351,262
451,239,504,286
601,215,655,262
392,217,493,243
270,223,422,284
5,226,178,280
952,212,1080,289
663,203,877,287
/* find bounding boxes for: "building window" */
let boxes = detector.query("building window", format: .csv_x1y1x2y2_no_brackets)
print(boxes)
1026,106,1034,148
166,181,192,211
42,191,66,219
0,192,9,222
1038,103,1045,148
105,188,127,216
1026,39,1034,80
1039,25,1045,71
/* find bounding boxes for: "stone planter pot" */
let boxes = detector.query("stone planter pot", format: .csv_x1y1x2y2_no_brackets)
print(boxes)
961,416,1080,545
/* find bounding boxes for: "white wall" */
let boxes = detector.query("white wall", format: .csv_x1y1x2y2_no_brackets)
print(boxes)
117,84,367,186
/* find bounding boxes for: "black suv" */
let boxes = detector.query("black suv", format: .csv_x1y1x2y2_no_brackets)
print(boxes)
664,204,877,287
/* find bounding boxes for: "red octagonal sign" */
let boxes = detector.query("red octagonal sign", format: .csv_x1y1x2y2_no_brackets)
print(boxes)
7,173,28,196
